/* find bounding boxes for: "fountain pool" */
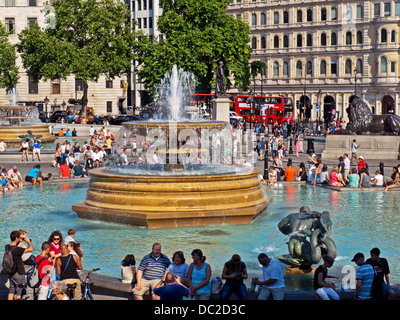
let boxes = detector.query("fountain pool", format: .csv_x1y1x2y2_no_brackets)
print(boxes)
1,181,399,291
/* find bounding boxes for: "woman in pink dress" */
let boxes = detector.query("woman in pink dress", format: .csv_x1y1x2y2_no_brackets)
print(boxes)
295,135,301,157
329,167,345,187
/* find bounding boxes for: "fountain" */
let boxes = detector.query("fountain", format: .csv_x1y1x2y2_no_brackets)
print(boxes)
0,88,55,147
73,65,271,228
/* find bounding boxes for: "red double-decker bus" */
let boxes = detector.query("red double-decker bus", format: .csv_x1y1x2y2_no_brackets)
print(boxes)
229,95,294,124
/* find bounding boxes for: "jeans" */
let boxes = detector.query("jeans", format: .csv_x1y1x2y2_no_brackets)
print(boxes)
221,284,248,300
314,287,340,300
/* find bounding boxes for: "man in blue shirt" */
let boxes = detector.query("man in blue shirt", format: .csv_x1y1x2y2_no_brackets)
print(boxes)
352,252,375,300
25,164,43,186
154,272,189,300
133,243,171,300
255,253,286,300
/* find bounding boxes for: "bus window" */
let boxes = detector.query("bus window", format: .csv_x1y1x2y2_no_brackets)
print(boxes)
284,98,293,106
275,110,283,117
240,109,250,115
237,97,247,103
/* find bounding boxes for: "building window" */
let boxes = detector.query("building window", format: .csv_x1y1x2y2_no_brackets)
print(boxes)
28,77,38,94
381,56,388,74
307,34,312,46
283,11,289,23
321,33,327,46
297,34,302,47
51,79,60,94
331,7,337,20
297,10,302,22
384,2,391,16
345,59,352,74
357,31,363,44
391,61,396,73
381,29,388,43
273,62,279,76
5,0,16,6
320,60,327,75
331,32,337,45
346,5,353,20
261,36,266,49
306,61,312,75
260,12,266,25
251,37,257,49
396,2,400,16
346,31,352,45
321,8,327,21
283,61,289,76
283,35,289,47
274,36,279,48
252,13,257,26
391,30,396,42
307,9,313,21
374,3,381,17
143,0,147,10
143,17,147,28
149,17,153,28
356,59,363,74
137,0,141,10
296,61,302,76
137,18,141,28
75,79,84,92
331,59,337,74
273,12,279,24
5,18,15,34
28,0,37,6
106,101,112,113
357,5,364,18
27,18,37,26
106,80,113,88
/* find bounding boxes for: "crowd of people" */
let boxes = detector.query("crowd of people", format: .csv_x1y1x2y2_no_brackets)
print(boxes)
5,229,395,301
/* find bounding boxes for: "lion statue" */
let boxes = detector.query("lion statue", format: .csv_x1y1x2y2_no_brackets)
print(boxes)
333,97,400,135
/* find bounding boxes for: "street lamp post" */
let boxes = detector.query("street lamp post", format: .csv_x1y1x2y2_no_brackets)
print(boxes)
354,68,357,97
44,96,49,122
248,89,253,130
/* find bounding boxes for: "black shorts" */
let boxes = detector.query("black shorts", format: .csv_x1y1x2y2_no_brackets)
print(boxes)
25,176,34,182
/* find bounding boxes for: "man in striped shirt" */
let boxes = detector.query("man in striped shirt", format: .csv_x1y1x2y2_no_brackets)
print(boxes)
133,243,171,300
352,252,375,300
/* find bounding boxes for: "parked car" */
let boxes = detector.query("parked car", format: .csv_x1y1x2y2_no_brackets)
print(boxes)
86,114,101,124
109,114,139,125
49,110,67,123
229,111,242,123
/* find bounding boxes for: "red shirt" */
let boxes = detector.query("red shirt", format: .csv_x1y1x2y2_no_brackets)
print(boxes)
36,255,52,286
358,160,366,172
60,164,70,177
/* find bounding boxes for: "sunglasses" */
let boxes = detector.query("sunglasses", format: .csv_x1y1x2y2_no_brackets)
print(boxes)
53,237,60,241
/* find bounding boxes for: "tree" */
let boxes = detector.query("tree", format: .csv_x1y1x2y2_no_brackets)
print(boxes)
17,0,135,120
0,22,19,89
135,0,252,94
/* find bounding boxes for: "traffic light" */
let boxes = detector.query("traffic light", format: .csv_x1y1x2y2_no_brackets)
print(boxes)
332,101,336,109
296,100,299,109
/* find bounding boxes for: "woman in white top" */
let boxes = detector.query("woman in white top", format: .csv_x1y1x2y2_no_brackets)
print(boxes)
0,140,6,152
19,139,30,161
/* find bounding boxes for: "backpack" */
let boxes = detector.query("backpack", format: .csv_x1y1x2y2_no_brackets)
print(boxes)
2,245,17,274
26,257,46,289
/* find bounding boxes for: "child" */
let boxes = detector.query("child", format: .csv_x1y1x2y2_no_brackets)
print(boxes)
371,170,384,187
63,229,76,245
121,254,136,285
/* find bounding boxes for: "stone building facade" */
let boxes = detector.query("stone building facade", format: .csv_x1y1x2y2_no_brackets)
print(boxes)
227,0,400,122
0,0,129,117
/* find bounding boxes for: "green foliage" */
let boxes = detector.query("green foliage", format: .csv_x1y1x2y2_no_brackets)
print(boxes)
135,0,252,94
17,0,135,113
0,22,19,89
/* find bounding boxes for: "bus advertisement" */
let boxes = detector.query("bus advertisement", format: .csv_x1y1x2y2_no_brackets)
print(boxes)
229,95,294,124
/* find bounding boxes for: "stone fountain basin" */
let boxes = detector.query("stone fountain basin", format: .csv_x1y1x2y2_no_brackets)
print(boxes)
72,165,271,228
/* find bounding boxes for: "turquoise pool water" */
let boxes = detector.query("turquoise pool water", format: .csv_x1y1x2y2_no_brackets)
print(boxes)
1,181,399,291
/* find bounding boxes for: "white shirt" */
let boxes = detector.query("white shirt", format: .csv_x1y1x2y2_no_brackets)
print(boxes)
373,174,384,186
343,157,351,170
